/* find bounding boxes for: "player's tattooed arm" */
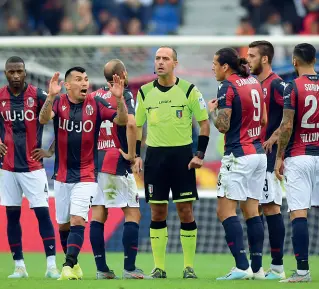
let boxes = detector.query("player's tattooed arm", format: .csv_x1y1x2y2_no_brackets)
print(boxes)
114,96,128,125
212,108,232,134
39,98,55,124
276,109,294,159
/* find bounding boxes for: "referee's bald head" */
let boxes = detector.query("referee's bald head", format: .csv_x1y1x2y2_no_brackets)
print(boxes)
103,59,127,82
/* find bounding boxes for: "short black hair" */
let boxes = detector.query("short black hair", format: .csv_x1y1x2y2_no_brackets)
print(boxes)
248,40,274,64
215,47,249,78
5,56,25,69
159,46,177,61
65,66,86,80
104,59,126,81
293,43,316,65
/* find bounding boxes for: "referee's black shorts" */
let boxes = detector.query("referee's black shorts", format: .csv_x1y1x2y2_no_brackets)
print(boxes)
144,144,198,204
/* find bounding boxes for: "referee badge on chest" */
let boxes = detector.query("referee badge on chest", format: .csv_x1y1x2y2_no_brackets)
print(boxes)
176,110,183,118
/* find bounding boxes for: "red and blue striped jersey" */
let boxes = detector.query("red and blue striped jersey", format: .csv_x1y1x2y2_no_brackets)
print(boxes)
0,83,47,172
217,74,265,157
284,74,319,158
52,93,117,183
92,87,135,176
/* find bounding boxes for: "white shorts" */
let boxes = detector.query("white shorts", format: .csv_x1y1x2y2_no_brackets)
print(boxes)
54,181,98,224
259,171,283,205
217,153,267,201
0,169,49,208
93,173,140,208
284,155,319,211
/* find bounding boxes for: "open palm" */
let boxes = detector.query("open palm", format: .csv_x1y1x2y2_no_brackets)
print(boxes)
48,72,63,96
107,74,124,99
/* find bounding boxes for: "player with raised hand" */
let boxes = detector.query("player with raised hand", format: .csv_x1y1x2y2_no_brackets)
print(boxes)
134,46,210,279
209,48,267,280
0,56,60,279
247,40,286,280
275,43,319,283
39,67,128,280
90,59,150,279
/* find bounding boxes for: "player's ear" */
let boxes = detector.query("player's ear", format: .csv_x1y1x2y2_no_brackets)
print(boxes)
24,69,27,77
262,55,268,64
64,81,70,90
174,60,178,69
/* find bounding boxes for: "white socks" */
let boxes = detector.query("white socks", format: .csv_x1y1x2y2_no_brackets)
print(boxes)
47,255,57,269
15,259,25,268
271,264,284,273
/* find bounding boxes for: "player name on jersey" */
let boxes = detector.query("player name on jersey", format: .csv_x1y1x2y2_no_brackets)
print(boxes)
248,126,261,138
235,76,259,86
300,132,319,143
304,84,319,91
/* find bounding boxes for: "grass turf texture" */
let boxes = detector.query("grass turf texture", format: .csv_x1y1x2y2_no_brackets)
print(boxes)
0,253,318,289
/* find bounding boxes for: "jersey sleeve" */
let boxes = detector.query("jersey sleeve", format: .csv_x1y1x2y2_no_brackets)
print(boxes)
217,81,234,109
283,81,296,110
124,89,135,115
36,88,48,108
271,78,285,107
95,97,117,121
188,86,209,122
135,89,147,126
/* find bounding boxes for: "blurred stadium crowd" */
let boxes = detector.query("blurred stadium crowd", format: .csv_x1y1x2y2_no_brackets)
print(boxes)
0,0,183,36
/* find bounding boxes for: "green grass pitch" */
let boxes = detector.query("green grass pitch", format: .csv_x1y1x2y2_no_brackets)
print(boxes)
0,253,318,289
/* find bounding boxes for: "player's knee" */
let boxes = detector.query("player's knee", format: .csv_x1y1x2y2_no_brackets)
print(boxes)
262,203,280,216
6,206,21,222
290,209,307,221
123,207,141,223
70,215,85,226
151,204,168,221
59,222,70,231
176,202,194,223
91,206,108,223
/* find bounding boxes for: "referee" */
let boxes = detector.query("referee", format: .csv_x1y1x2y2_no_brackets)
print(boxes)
134,46,210,279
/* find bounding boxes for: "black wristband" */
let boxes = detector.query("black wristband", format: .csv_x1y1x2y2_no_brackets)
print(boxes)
136,140,141,157
197,135,209,156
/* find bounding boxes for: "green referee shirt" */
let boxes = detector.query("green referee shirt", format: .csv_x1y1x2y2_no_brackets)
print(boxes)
135,77,208,147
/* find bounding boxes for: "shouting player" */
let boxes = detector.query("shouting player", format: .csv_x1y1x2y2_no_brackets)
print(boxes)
0,56,60,279
39,67,128,280
275,43,318,283
135,47,210,278
90,59,150,279
209,48,267,280
247,40,286,279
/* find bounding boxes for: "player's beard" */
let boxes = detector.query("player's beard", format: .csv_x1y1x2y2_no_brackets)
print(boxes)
252,61,263,76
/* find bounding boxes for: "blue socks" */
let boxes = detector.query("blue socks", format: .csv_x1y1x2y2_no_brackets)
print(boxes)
59,230,70,254
64,225,85,267
266,213,285,266
246,216,264,273
222,216,249,270
6,207,23,261
90,221,110,272
34,207,56,257
123,222,139,271
292,217,309,271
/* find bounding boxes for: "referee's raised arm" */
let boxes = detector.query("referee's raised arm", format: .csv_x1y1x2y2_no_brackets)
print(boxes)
135,46,210,279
